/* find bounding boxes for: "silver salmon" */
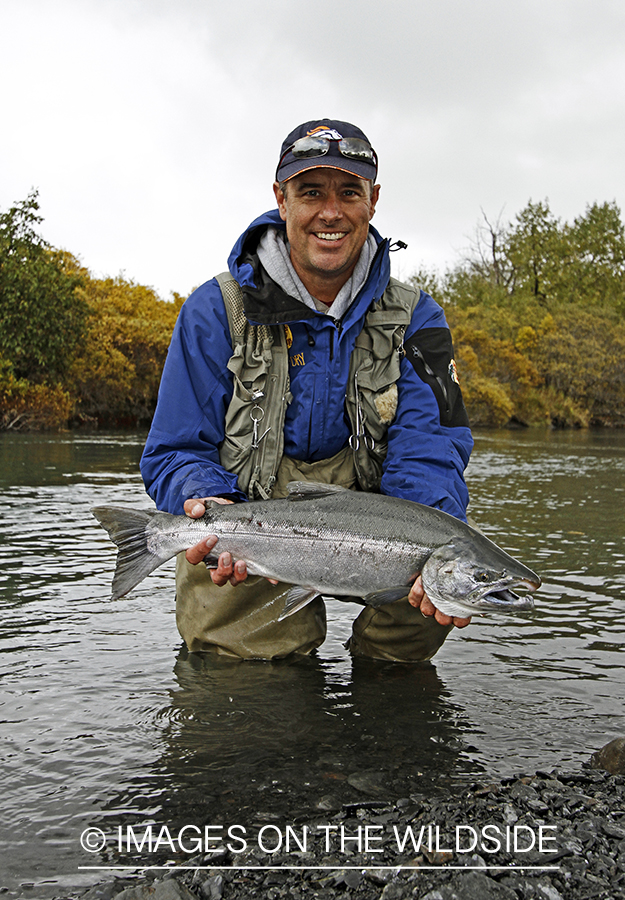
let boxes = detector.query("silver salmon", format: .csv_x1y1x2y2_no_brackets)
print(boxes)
92,482,541,619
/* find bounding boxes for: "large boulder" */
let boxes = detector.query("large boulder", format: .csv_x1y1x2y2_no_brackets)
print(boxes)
589,737,625,774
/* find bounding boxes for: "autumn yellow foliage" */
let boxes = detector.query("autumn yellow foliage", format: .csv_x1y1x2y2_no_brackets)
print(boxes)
0,358,72,430
66,276,183,425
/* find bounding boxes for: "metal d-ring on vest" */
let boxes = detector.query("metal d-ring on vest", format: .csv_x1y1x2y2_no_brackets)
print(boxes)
349,370,375,452
250,403,271,449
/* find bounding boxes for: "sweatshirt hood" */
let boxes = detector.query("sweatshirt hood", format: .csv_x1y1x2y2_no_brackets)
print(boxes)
226,208,392,326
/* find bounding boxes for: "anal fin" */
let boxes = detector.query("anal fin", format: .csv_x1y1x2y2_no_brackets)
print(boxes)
277,585,321,620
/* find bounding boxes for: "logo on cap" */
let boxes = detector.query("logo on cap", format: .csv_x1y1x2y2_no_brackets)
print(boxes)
306,126,344,141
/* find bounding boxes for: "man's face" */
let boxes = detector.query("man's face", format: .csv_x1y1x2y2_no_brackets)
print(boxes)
273,169,380,296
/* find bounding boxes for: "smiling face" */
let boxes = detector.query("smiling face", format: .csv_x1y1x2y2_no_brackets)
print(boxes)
273,169,380,305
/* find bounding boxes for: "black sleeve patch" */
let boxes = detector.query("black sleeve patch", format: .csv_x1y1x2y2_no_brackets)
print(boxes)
404,328,470,428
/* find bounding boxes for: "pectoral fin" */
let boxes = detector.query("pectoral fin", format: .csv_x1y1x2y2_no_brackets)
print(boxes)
277,585,321,620
363,586,410,607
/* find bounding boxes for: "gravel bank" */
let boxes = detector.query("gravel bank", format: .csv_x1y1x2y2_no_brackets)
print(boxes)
77,765,625,900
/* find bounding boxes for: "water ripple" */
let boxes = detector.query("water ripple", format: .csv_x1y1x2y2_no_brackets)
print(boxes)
1,429,625,895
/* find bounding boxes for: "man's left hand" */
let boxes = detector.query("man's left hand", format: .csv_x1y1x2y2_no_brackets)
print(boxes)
408,575,472,628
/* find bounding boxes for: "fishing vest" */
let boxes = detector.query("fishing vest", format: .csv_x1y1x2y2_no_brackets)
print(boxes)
216,271,420,500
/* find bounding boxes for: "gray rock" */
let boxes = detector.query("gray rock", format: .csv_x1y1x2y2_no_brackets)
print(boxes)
602,820,625,839
315,794,342,811
379,882,406,899
333,869,362,890
589,737,625,774
502,803,518,825
575,818,601,842
498,875,540,899
412,872,517,900
450,871,518,899
509,781,539,802
347,770,387,795
199,875,225,900
81,882,123,900
114,879,197,900
535,880,564,900
457,853,487,868
365,868,393,885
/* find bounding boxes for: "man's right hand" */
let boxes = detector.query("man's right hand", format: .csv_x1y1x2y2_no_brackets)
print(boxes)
408,574,471,629
183,497,249,587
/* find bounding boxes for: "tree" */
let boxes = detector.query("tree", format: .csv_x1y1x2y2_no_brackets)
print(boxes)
505,200,565,304
437,199,625,427
0,191,88,383
563,202,625,311
66,275,183,424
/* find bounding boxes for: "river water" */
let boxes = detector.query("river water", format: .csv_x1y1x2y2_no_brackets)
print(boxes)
0,428,624,895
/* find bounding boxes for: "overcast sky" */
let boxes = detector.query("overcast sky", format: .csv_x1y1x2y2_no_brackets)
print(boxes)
2,0,624,298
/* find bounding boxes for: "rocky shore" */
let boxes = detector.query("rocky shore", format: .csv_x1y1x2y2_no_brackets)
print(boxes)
77,760,625,900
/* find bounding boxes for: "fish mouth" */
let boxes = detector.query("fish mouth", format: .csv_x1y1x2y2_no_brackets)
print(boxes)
473,577,540,611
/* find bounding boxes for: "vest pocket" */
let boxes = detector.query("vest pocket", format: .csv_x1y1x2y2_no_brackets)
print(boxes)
220,348,271,476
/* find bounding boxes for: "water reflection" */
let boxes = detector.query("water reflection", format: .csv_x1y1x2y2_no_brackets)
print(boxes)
0,431,144,487
93,647,478,868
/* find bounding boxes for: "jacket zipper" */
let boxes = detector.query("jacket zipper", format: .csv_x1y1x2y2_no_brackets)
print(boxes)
330,319,343,362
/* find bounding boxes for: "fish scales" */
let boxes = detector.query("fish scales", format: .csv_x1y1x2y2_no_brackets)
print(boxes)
150,492,425,596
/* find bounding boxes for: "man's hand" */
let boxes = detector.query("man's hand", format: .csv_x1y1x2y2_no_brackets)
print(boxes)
183,497,249,587
182,497,279,588
408,575,471,628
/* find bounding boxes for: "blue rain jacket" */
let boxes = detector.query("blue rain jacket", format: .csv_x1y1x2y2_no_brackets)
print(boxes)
141,210,473,518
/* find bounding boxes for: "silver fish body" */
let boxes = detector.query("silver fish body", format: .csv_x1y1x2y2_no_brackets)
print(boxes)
92,482,541,618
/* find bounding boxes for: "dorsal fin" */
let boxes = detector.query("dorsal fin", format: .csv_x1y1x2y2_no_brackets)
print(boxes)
286,481,351,501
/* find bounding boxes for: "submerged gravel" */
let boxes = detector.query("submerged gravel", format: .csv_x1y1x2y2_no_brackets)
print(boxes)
76,763,625,900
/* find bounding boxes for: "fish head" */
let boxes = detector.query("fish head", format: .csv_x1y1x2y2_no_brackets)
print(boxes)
420,537,541,618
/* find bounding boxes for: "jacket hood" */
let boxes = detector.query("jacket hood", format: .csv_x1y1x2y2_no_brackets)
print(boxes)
226,208,392,326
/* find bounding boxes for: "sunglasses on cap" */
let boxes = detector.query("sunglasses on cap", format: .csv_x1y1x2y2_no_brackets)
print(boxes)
281,135,377,167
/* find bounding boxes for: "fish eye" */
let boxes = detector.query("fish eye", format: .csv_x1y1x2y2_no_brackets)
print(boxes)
476,571,492,582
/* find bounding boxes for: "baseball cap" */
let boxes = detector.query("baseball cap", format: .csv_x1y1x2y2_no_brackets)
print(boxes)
276,118,378,183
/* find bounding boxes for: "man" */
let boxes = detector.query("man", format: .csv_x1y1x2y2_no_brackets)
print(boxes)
141,118,474,661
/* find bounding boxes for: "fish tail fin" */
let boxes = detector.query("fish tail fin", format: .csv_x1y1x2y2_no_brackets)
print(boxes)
92,506,167,600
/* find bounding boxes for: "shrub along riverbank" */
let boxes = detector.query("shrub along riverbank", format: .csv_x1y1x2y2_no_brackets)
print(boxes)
2,192,624,431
